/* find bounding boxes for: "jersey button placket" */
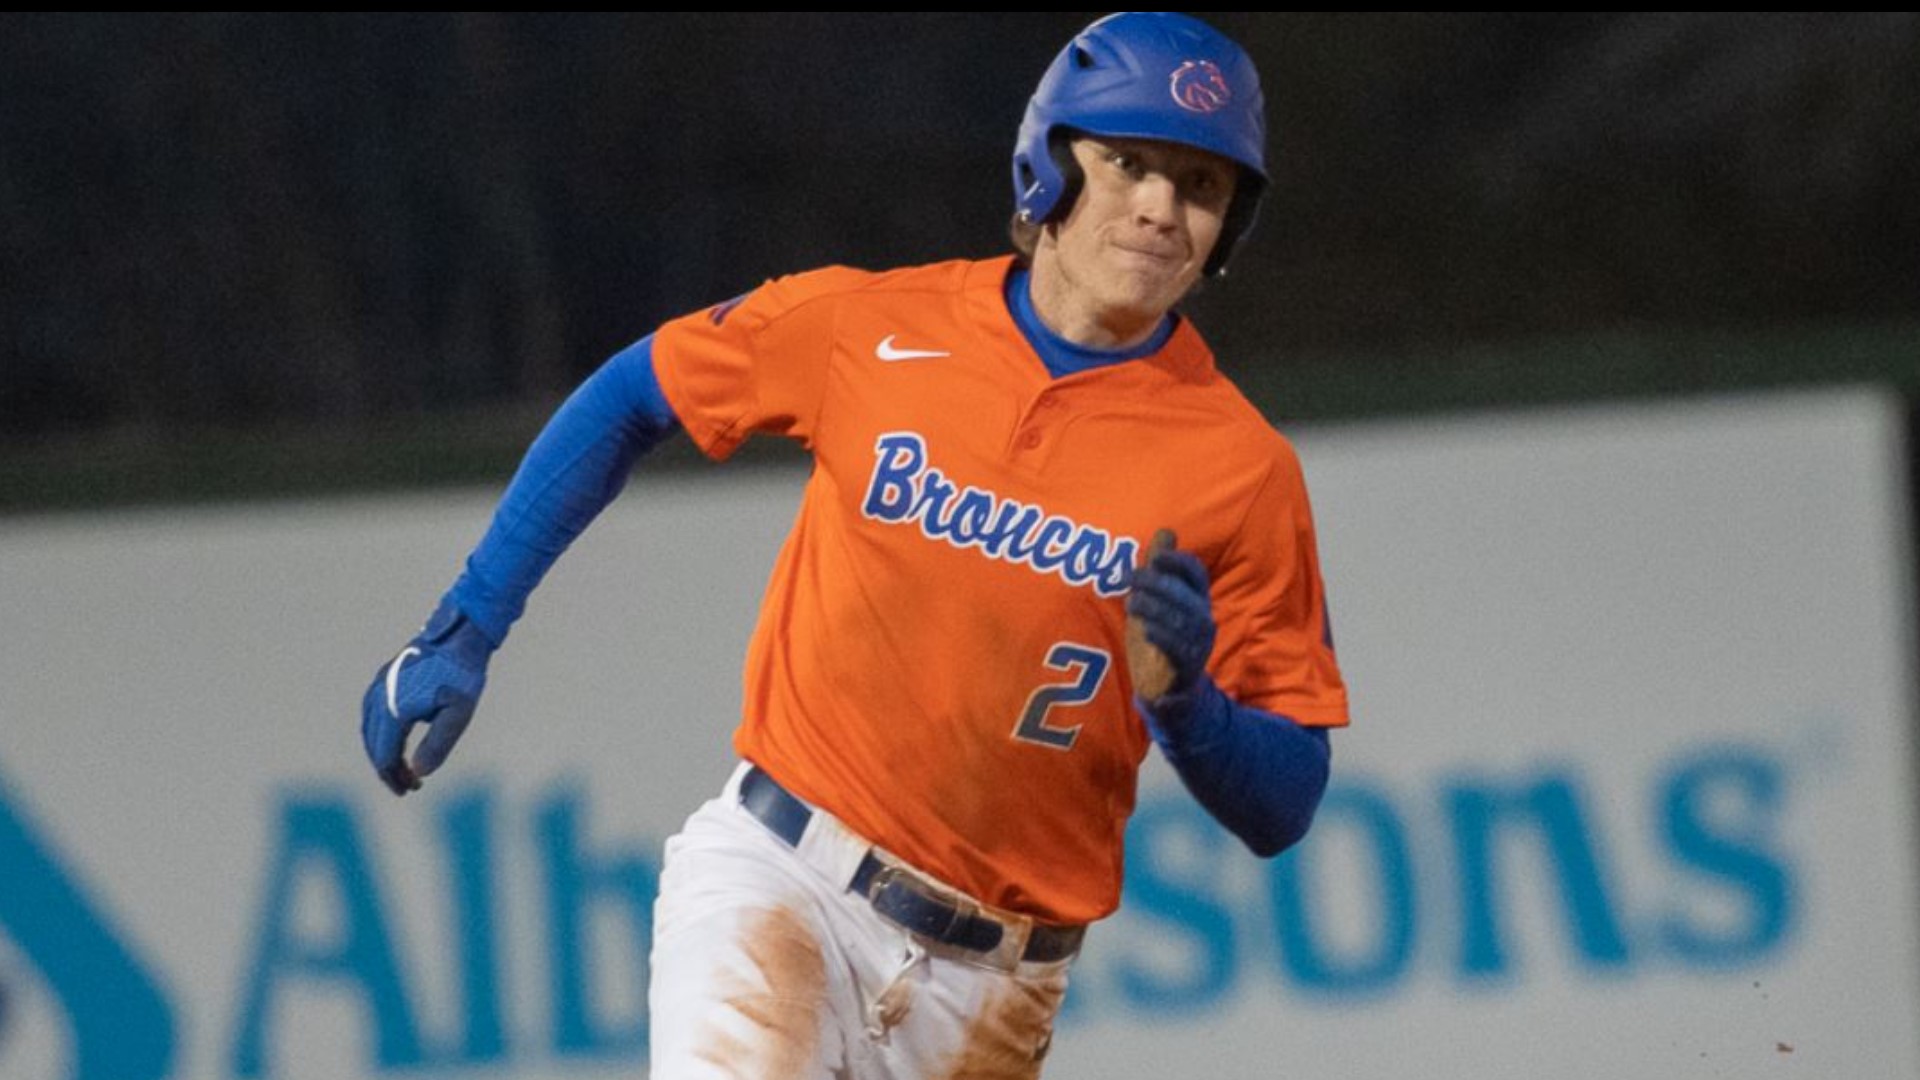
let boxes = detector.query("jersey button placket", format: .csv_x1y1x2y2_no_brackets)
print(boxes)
1013,393,1056,458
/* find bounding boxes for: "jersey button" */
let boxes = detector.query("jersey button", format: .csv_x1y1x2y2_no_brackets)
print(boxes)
1019,430,1043,450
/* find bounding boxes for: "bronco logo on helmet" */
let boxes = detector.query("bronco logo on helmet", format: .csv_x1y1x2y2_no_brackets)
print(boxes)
1169,60,1232,114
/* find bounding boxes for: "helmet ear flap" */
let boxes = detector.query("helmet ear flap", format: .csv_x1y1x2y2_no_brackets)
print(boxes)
1039,128,1084,227
1207,170,1265,277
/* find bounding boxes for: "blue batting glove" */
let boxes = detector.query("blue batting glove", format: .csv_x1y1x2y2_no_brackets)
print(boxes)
361,596,496,796
1125,546,1217,697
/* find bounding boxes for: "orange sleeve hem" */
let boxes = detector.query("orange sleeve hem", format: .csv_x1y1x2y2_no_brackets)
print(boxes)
651,339,743,462
1265,700,1350,728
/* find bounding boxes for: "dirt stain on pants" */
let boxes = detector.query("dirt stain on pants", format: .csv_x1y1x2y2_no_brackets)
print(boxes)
934,970,1065,1080
691,907,829,1078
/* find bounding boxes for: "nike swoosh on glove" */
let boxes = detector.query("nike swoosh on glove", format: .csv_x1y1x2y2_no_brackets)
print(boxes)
360,596,496,796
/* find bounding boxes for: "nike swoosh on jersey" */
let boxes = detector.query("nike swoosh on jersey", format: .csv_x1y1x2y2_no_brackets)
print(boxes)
386,646,422,717
875,335,951,362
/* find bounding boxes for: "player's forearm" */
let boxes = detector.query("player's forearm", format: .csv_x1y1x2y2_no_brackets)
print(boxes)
447,336,679,644
1141,678,1332,858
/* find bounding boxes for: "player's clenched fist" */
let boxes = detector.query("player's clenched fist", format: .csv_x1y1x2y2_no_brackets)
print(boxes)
1125,535,1217,701
360,597,495,796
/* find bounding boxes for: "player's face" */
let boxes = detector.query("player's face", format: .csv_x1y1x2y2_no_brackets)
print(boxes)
1029,135,1237,348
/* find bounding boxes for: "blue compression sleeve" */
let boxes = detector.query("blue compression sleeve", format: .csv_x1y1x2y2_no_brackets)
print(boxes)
1142,679,1333,858
446,335,679,645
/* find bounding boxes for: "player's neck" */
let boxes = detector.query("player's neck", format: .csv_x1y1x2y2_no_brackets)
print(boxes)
1025,255,1171,351
1007,266,1174,378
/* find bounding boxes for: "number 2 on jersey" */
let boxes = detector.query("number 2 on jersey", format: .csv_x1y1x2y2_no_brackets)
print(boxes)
1012,643,1112,750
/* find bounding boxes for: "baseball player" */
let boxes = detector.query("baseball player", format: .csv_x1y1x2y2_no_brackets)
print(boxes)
362,12,1347,1078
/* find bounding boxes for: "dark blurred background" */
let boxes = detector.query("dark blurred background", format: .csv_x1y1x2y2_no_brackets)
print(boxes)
3,12,1917,510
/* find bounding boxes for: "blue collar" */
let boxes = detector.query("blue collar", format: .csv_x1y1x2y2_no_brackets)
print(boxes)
1004,266,1176,379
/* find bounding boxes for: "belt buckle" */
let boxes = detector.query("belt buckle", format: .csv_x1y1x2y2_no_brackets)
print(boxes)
930,879,1032,973
868,862,1031,973
976,908,1033,973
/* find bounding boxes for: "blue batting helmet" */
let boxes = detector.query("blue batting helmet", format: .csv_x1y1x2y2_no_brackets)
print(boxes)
1012,12,1269,277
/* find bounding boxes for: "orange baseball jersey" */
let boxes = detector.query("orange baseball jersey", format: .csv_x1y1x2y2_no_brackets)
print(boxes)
651,255,1347,924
